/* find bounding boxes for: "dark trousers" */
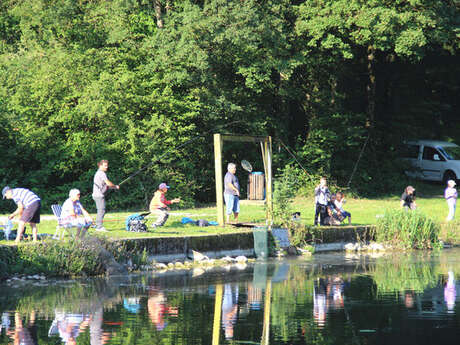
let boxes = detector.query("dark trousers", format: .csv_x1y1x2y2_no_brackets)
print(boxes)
314,203,328,226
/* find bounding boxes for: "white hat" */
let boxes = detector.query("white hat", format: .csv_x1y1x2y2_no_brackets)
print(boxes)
69,189,81,198
447,180,456,187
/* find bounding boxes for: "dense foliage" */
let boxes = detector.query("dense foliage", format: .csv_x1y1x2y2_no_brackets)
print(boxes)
0,0,459,212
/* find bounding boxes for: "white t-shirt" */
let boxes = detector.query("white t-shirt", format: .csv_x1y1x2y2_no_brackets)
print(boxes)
61,198,84,219
334,199,345,213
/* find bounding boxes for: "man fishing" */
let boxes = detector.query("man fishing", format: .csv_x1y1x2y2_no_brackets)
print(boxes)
92,160,119,231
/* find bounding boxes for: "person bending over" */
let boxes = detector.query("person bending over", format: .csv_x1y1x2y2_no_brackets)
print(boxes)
149,183,180,228
400,186,416,210
2,186,41,243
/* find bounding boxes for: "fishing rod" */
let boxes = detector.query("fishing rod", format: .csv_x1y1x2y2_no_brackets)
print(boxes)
116,120,245,187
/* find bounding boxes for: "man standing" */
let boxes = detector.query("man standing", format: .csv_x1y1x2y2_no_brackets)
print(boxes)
314,177,330,226
92,160,119,231
2,186,41,243
224,163,240,223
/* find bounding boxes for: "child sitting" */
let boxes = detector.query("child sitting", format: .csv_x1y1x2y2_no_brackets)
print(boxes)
334,192,351,225
323,201,342,226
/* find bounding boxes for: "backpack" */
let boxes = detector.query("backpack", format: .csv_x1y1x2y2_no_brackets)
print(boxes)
129,219,148,232
125,212,149,232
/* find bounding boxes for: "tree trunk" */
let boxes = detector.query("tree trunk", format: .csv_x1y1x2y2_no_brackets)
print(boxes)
154,0,164,28
366,45,376,129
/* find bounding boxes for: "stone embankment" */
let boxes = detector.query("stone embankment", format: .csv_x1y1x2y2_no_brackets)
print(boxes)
115,225,376,260
0,225,376,279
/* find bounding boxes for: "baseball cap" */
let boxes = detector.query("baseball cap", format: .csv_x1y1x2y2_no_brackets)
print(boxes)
159,183,170,190
447,180,456,187
2,186,11,199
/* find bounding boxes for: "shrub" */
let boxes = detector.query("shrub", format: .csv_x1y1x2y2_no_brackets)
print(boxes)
273,165,300,227
375,209,441,249
288,223,321,249
15,239,106,276
5,236,136,278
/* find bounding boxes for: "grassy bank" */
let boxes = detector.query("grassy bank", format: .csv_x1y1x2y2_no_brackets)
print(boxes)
1,183,459,244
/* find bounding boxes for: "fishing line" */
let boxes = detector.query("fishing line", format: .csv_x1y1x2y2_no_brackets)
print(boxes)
79,120,246,202
346,132,370,188
276,139,312,178
117,120,245,186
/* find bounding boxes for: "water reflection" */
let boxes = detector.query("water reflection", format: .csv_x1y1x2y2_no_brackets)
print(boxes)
2,250,460,344
444,271,456,312
8,311,37,345
48,311,90,345
221,284,238,339
313,275,346,327
147,288,178,331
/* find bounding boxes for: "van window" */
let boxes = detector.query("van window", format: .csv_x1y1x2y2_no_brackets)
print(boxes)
401,144,419,159
439,146,460,160
422,146,445,161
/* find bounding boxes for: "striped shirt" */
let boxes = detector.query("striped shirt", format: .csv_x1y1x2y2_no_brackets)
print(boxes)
12,188,41,208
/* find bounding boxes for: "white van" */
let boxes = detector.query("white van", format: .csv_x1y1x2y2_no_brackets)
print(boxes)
402,140,460,183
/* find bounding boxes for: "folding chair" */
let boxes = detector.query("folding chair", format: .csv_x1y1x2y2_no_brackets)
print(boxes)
51,204,68,240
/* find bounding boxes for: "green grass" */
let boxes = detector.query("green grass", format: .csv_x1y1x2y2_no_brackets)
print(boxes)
1,182,458,243
0,203,267,243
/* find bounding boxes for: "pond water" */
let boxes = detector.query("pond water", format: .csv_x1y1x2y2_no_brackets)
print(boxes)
1,248,460,345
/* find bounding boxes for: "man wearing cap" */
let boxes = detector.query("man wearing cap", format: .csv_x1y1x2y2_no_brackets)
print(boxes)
445,180,457,221
92,160,119,231
149,183,180,228
2,186,41,243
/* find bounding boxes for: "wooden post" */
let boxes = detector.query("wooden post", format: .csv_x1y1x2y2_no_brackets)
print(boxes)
261,279,272,345
265,137,273,226
214,134,225,226
212,283,223,345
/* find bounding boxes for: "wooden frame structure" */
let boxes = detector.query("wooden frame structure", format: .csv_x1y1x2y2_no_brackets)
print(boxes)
214,134,273,226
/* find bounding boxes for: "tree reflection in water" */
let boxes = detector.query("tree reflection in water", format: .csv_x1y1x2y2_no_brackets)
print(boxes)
1,249,460,344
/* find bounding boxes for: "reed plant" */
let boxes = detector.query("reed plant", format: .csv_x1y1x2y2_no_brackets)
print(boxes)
375,209,441,249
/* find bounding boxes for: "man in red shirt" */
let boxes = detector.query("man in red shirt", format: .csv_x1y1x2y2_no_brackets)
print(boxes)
149,183,180,228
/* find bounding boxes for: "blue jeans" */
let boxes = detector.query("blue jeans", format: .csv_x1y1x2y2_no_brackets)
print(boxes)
224,194,240,215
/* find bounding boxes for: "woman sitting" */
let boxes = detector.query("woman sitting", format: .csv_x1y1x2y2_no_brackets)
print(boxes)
61,189,93,239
